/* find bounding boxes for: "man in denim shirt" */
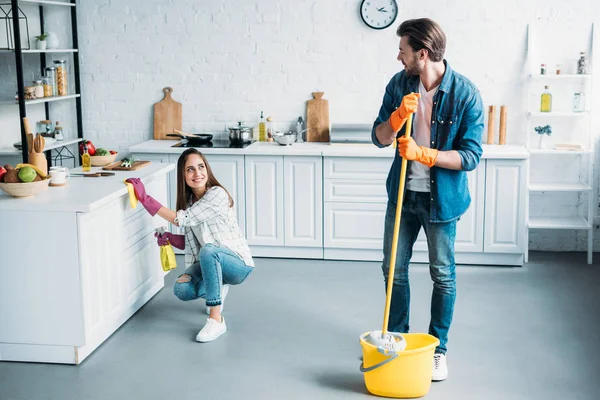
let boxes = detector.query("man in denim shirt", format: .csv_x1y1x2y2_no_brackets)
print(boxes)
371,18,483,381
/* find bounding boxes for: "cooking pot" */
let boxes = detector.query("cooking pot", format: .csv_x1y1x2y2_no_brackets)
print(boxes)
273,131,297,146
228,122,253,142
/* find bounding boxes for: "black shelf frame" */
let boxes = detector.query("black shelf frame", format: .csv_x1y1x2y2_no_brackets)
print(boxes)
8,0,83,165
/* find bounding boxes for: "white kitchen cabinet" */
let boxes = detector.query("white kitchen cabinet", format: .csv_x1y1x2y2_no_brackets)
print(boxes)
284,156,323,248
246,155,323,258
413,167,485,253
484,159,527,254
204,155,245,234
245,155,284,246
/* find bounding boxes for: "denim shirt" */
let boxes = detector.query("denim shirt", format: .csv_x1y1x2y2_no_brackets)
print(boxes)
371,60,484,223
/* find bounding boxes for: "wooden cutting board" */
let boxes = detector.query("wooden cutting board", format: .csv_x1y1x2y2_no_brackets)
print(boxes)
306,92,330,142
153,87,182,140
102,161,151,171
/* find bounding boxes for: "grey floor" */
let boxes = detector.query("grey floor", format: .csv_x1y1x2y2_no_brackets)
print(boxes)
1,252,599,400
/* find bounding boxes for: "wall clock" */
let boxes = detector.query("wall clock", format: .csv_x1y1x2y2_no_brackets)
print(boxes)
360,0,398,30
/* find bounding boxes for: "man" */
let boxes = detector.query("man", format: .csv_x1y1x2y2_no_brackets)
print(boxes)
371,18,483,381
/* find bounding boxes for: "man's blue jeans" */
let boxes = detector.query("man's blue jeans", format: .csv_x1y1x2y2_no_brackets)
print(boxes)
381,191,457,354
173,243,253,307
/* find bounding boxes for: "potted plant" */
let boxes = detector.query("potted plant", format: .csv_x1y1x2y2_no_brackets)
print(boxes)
534,125,552,149
35,33,48,50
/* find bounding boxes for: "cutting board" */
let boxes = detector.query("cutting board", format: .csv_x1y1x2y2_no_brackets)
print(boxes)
153,87,182,140
102,161,151,171
306,92,330,142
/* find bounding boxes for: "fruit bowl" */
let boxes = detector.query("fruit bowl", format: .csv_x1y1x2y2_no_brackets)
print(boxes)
90,152,118,167
0,178,50,198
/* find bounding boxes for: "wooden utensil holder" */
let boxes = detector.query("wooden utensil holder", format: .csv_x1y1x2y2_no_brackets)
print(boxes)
28,152,48,175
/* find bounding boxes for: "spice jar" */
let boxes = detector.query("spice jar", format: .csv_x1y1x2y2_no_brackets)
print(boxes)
33,80,44,98
24,86,37,100
540,64,547,75
45,67,57,96
53,60,68,96
42,77,53,97
577,52,588,74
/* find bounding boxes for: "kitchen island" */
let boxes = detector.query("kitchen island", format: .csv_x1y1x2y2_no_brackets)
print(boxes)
131,140,530,266
0,162,174,364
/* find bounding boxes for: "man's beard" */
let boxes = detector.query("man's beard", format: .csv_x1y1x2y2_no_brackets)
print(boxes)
404,63,421,76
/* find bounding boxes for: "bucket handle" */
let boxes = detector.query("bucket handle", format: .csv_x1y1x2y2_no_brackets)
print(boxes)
359,348,399,373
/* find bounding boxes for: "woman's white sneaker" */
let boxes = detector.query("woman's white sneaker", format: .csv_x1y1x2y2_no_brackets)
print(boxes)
196,317,227,342
432,353,448,381
206,284,230,315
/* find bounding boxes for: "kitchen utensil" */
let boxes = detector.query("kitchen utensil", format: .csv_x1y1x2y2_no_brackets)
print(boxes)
499,105,507,145
273,131,297,146
168,130,213,144
153,87,182,140
102,160,151,171
71,172,116,177
306,92,330,142
89,153,118,167
487,105,496,144
228,122,253,142
28,133,48,175
0,179,50,198
49,166,70,186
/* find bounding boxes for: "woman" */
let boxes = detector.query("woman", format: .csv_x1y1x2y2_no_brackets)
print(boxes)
126,148,254,342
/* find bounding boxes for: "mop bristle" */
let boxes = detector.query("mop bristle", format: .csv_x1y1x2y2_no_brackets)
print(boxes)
365,330,407,352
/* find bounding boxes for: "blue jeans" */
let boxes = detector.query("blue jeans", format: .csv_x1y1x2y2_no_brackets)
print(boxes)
381,191,457,354
173,243,253,307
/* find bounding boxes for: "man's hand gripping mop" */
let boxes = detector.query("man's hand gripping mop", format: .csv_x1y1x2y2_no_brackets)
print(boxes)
123,180,176,272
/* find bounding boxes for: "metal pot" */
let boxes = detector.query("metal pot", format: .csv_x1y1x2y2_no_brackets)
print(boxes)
273,131,297,146
228,121,253,142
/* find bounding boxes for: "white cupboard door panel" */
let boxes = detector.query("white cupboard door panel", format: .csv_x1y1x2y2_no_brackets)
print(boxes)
204,155,246,234
324,157,390,180
245,156,284,246
484,160,526,253
324,179,387,203
284,156,323,247
455,167,485,252
123,235,161,305
324,203,386,249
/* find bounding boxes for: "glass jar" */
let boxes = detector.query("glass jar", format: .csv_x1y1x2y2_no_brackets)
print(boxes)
577,52,588,74
540,63,547,75
573,92,585,112
45,67,57,96
33,80,44,98
24,86,37,100
42,77,53,97
53,60,68,96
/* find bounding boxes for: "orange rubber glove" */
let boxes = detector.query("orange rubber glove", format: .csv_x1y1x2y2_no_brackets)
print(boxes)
388,93,420,132
397,137,439,168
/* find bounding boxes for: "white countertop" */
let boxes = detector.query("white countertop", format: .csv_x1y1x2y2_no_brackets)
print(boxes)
130,140,530,159
0,162,174,212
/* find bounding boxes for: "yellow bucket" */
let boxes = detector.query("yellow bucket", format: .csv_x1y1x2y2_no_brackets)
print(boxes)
359,332,440,398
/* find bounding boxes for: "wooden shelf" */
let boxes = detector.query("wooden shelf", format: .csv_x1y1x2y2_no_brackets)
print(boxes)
528,216,592,230
529,182,593,192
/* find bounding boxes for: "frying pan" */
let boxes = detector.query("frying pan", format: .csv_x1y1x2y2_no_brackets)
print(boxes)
167,130,213,144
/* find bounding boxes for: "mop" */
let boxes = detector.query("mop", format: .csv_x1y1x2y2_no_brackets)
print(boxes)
362,110,416,355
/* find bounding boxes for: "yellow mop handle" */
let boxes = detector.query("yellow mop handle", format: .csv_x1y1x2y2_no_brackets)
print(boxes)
382,110,413,336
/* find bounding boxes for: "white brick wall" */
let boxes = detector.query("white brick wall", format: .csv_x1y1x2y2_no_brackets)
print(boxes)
1,0,599,252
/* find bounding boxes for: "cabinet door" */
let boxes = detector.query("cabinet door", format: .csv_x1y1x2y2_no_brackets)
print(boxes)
484,160,526,253
204,155,245,234
245,155,284,246
284,156,322,247
324,202,387,249
412,167,484,253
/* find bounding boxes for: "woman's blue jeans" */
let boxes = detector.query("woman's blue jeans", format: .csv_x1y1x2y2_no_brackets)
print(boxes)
381,191,457,354
173,243,253,307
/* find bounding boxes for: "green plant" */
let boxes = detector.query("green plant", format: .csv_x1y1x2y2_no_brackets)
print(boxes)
534,125,552,136
35,33,49,41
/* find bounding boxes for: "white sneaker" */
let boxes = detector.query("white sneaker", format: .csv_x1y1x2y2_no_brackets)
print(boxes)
206,284,230,315
195,316,227,342
432,353,448,381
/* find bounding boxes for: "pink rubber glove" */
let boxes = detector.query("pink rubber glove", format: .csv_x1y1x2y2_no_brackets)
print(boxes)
125,178,163,216
154,231,185,250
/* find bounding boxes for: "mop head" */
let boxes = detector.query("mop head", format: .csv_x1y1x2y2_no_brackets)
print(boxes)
364,330,407,352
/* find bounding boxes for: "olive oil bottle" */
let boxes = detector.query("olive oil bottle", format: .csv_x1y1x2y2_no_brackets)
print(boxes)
540,85,552,112
258,111,266,142
82,144,91,172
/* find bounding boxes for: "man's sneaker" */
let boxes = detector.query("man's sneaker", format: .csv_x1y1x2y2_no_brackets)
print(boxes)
206,284,230,315
432,353,448,381
196,316,227,342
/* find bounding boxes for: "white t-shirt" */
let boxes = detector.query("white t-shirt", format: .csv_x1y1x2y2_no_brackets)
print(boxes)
406,80,439,192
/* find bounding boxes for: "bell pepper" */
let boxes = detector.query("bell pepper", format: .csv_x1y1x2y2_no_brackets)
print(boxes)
79,140,96,156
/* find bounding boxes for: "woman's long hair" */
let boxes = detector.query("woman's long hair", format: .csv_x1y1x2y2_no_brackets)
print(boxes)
175,148,234,211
